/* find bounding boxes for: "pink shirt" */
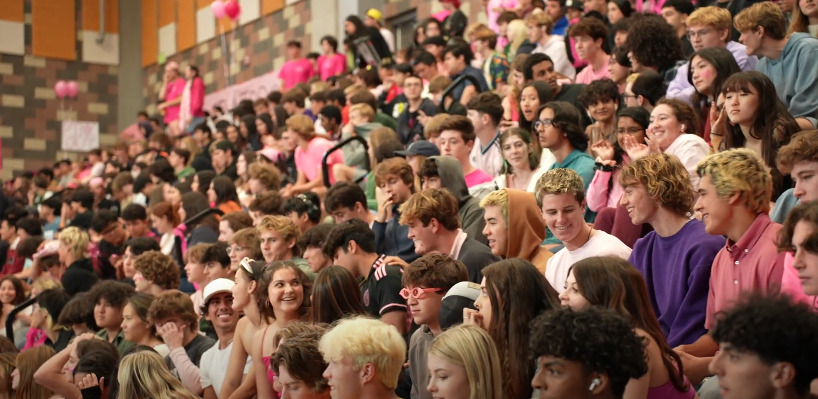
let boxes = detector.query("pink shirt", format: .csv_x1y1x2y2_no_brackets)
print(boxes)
164,77,187,124
294,137,344,184
278,58,315,91
780,251,818,309
317,53,347,81
705,214,786,329
587,169,623,212
574,59,612,85
464,169,493,188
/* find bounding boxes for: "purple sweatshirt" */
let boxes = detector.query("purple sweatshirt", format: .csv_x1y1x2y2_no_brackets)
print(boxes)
629,220,725,347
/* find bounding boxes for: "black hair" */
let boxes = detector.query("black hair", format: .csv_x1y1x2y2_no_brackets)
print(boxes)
541,101,589,151
530,307,648,397
523,53,553,81
41,196,62,215
90,209,119,235
662,0,694,14
201,242,230,267
74,349,118,389
297,223,336,251
170,147,191,165
611,46,631,67
442,42,473,64
322,219,377,258
120,203,147,222
125,237,161,257
87,280,136,309
281,193,322,223
711,294,818,395
577,79,621,109
70,189,94,210
319,105,342,125
256,113,275,135
324,182,368,213
37,288,71,325
148,159,176,184
210,175,240,205
326,89,346,107
609,0,634,17
631,71,667,107
15,217,43,237
625,13,684,73
320,35,339,51
412,51,437,67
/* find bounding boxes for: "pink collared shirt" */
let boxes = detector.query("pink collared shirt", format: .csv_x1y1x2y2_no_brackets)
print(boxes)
278,58,315,91
705,213,786,329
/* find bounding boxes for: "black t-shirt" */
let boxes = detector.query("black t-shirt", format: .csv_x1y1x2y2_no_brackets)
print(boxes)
165,333,217,378
360,255,408,318
555,84,592,128
97,239,125,280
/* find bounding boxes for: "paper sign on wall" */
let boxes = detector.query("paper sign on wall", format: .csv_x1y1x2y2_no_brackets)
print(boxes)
61,121,100,152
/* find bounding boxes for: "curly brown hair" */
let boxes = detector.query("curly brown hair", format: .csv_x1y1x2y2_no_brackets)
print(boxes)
619,153,695,216
255,260,313,321
133,251,180,290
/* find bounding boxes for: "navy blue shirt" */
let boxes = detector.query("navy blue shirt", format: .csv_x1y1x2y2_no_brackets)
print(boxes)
450,66,490,103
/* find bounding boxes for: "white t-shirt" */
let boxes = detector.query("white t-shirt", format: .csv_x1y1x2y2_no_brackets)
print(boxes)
664,134,710,190
532,35,575,80
469,134,504,177
200,341,251,394
545,230,632,293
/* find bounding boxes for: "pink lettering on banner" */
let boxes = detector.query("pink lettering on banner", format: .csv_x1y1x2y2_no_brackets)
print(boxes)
203,70,282,112
61,121,100,152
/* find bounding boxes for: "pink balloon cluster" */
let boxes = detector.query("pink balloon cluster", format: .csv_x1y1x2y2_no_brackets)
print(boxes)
211,0,241,20
54,80,79,99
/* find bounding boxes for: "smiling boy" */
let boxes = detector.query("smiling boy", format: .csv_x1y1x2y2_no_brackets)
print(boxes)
403,253,468,399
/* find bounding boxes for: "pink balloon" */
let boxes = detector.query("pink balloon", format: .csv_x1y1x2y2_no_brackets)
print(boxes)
224,1,240,20
211,0,226,18
54,80,68,99
66,81,79,98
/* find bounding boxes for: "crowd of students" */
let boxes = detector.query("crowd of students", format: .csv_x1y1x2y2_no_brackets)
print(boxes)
1,0,818,398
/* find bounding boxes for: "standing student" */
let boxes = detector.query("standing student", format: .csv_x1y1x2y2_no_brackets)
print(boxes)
676,149,786,385
403,253,469,399
278,41,315,91
620,153,724,347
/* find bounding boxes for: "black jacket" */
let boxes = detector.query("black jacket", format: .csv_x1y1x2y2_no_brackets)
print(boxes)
62,258,98,297
457,237,500,283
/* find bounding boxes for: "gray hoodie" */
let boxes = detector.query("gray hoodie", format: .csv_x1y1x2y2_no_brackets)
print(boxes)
343,122,383,169
430,156,488,245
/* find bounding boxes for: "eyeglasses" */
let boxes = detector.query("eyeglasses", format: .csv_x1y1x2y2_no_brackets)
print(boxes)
533,118,554,130
686,28,712,39
616,127,644,135
399,287,442,299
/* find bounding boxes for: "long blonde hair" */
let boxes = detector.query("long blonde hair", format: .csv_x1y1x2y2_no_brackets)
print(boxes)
429,324,503,399
117,351,199,399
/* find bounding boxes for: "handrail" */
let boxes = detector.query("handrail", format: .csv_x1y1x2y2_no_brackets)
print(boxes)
321,136,370,188
7,297,36,339
184,208,224,228
439,74,483,113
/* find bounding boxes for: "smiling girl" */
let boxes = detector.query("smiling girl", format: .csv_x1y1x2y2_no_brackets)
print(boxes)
492,128,544,192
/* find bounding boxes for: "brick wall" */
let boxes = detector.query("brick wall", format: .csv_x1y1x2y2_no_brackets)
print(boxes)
0,3,119,181
142,0,313,107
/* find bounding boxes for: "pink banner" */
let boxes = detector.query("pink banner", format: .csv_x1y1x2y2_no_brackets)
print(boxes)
203,70,281,112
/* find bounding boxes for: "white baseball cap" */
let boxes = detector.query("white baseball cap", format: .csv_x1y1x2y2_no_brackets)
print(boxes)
203,278,235,304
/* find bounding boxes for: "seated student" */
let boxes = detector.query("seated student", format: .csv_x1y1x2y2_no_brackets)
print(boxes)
297,224,335,274
255,215,313,279
88,280,136,354
373,158,419,264
529,307,649,399
121,293,170,357
536,169,631,293
778,202,818,311
200,242,232,286
399,189,498,283
735,2,818,129
621,153,725,347
437,116,493,188
0,206,28,277
67,188,95,230
403,253,469,399
246,163,282,198
31,288,73,352
199,278,247,399
40,196,62,239
281,192,322,234
465,92,505,177
133,251,181,297
280,114,344,198
217,211,254,244
324,182,375,226
248,191,284,223
319,317,406,399
333,104,383,182
150,290,216,394
349,89,398,131
426,323,504,399
442,42,490,105
272,334,330,399
91,209,130,280
322,219,407,334
58,227,98,296
120,203,155,240
479,189,553,273
418,156,487,244
677,149,786,385
719,296,818,399
772,130,818,223
120,236,161,284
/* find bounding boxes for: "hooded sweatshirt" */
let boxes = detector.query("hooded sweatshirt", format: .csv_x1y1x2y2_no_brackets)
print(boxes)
504,189,553,274
431,156,487,245
345,122,383,170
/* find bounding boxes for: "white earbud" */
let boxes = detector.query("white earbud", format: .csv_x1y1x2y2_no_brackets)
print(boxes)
588,378,602,391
